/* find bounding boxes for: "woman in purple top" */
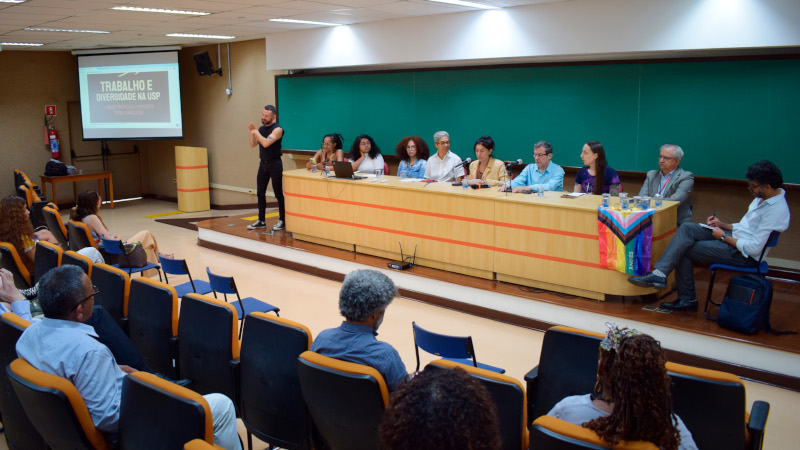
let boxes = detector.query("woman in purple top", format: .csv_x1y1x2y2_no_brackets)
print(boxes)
573,141,622,194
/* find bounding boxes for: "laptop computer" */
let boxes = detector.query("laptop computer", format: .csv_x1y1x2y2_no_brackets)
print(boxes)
333,161,367,180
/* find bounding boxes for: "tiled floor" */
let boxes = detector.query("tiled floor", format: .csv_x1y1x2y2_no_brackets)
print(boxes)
4,199,798,449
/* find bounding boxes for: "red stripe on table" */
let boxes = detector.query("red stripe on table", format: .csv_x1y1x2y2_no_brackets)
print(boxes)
285,192,596,240
177,187,209,192
287,212,602,268
653,227,676,241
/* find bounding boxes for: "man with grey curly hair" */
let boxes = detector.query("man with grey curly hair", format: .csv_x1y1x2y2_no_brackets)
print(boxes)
311,269,408,391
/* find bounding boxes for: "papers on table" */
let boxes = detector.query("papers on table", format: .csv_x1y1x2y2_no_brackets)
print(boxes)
398,178,423,182
566,192,587,197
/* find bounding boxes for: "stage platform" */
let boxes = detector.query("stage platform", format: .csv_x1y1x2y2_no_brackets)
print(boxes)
196,212,800,390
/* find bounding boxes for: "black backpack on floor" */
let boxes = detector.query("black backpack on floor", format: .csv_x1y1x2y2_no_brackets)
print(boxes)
716,274,795,335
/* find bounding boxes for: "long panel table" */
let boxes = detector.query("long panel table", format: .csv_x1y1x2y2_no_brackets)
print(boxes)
284,169,677,300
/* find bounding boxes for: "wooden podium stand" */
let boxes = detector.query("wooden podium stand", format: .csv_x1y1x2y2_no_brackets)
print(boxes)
175,146,210,212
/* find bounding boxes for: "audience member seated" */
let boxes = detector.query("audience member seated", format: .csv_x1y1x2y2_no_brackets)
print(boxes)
639,144,694,224
504,140,565,193
629,160,790,311
395,136,429,179
0,267,152,372
466,136,508,186
379,366,502,450
71,190,169,277
424,130,465,182
306,133,345,171
15,265,241,449
0,195,103,269
348,134,385,174
310,269,408,391
548,323,697,450
574,141,622,194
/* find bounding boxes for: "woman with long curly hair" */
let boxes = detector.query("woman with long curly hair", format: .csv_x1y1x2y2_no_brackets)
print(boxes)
548,323,697,449
379,367,502,450
348,134,384,174
395,136,429,179
0,196,102,271
71,190,169,277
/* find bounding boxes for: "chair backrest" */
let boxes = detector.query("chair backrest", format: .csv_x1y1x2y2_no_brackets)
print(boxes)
0,241,32,288
91,263,131,329
529,326,603,422
240,313,313,449
383,162,390,176
100,236,127,255
412,321,476,370
161,254,190,276
666,362,750,450
757,230,781,267
178,293,240,403
120,371,214,449
43,206,69,248
33,241,62,284
128,278,179,376
297,351,389,450
530,416,657,450
0,314,47,450
67,219,98,251
62,250,94,277
426,359,527,450
18,184,33,208
206,267,238,296
7,358,109,450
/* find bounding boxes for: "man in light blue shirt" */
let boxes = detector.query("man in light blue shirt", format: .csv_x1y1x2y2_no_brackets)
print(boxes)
16,265,242,449
311,269,408,391
505,141,565,192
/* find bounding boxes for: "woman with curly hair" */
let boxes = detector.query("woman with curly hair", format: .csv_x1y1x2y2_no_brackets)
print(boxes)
348,134,384,174
0,195,102,271
379,367,502,450
71,190,169,276
548,323,697,449
395,136,429,179
306,133,345,171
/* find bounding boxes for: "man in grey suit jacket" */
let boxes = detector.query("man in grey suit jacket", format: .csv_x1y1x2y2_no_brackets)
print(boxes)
639,144,693,224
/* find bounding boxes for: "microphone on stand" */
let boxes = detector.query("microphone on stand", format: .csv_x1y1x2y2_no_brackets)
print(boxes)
448,158,472,185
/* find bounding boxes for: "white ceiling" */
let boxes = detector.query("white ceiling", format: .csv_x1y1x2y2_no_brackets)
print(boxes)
0,0,569,51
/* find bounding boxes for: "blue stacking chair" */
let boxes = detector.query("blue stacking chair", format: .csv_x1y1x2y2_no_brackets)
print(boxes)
412,321,505,374
159,255,212,298
704,231,780,319
100,237,161,281
206,267,280,338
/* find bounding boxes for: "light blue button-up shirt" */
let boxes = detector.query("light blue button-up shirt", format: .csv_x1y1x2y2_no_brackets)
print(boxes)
510,161,565,191
16,317,126,432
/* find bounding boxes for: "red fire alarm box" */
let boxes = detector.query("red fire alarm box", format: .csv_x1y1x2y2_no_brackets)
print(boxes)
45,105,56,116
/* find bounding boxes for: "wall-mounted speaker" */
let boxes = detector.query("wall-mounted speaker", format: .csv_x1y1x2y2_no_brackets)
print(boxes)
193,51,221,76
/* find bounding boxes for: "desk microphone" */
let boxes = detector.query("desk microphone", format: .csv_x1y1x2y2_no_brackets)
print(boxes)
446,158,471,184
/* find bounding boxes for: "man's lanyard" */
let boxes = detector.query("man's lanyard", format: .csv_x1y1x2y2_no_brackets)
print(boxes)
658,176,671,195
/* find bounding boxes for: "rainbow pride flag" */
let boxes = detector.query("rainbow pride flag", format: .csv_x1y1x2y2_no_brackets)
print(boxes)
597,208,654,275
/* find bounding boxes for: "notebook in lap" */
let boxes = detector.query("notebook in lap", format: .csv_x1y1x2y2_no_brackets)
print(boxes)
333,161,367,180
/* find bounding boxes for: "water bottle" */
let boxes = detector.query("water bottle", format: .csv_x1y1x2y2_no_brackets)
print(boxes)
654,194,663,207
537,185,544,197
462,178,468,189
324,166,330,177
601,193,610,208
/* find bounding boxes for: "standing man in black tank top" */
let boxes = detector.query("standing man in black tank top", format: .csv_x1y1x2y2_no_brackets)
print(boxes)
247,105,285,231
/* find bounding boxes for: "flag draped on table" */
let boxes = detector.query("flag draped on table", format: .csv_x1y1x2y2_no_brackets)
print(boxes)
597,208,654,275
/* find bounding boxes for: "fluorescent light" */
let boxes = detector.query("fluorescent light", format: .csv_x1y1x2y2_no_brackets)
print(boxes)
428,0,499,9
269,18,339,26
0,0,27,3
1,42,43,46
111,6,210,16
25,27,110,34
166,33,235,40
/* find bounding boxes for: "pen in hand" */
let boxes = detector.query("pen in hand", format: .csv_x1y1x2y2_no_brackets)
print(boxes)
711,209,718,220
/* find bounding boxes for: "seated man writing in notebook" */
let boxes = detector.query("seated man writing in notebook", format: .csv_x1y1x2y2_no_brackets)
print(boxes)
638,144,694,224
628,160,789,311
311,269,408,391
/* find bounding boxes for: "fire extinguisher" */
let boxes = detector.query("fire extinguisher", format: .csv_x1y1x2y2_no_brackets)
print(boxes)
47,126,61,160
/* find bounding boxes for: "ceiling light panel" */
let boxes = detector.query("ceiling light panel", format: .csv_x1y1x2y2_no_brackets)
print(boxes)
110,6,211,16
25,27,110,33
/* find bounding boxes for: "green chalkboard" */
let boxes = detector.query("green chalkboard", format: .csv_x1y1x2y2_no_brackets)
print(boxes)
276,58,800,183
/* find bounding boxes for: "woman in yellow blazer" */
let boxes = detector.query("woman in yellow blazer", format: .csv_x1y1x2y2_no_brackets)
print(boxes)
466,136,508,186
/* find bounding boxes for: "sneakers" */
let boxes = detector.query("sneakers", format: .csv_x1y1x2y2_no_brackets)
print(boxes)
247,220,266,230
272,220,285,231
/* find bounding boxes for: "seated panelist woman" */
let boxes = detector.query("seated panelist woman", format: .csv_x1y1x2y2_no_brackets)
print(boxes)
395,136,429,179
466,136,508,186
307,133,344,171
349,134,385,174
574,140,622,194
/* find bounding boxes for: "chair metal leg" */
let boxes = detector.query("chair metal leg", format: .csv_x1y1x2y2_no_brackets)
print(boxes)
704,268,719,320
